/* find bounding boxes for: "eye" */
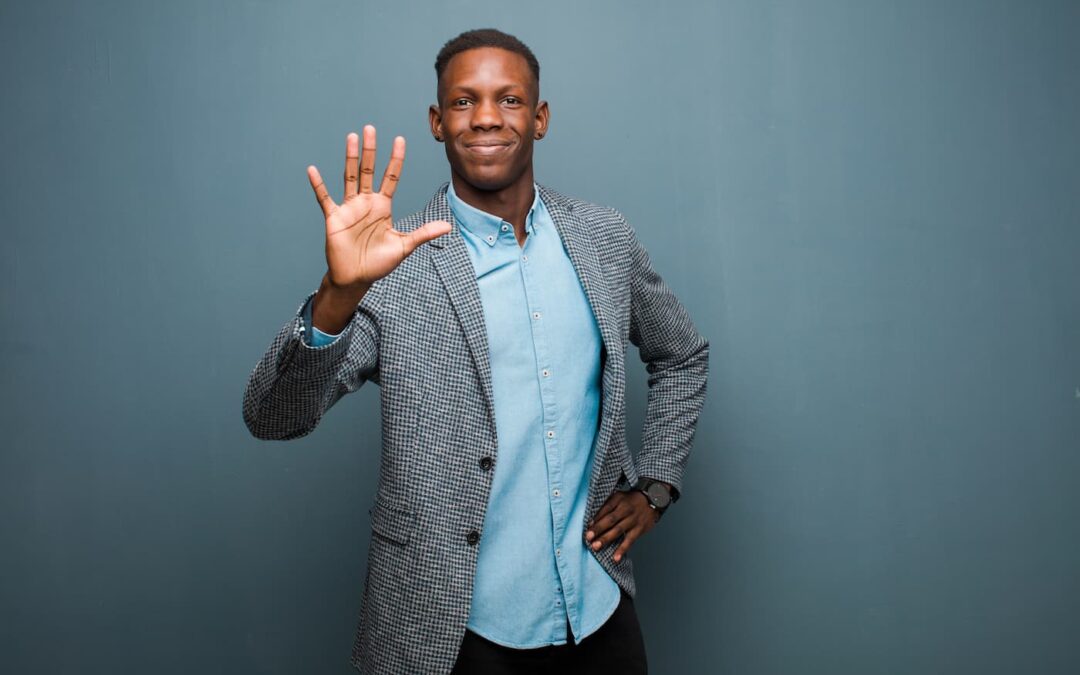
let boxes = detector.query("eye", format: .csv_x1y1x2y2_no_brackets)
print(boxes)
503,96,522,105
453,98,472,107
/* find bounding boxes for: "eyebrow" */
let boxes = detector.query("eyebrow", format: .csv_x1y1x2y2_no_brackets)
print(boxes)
445,83,528,96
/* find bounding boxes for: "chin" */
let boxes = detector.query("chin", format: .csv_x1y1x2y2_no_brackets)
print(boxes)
465,176,514,192
447,144,532,192
456,164,521,192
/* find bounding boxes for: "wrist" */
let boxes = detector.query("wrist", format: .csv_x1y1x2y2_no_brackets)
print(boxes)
633,477,674,516
322,270,372,295
312,274,370,334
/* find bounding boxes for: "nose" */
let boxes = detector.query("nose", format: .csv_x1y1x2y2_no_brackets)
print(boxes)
471,98,503,130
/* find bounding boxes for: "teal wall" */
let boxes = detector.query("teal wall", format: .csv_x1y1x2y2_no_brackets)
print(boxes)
2,1,1078,673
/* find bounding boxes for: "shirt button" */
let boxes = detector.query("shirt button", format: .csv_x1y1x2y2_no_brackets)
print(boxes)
479,456,493,471
541,369,550,377
532,311,541,320
467,530,480,546
486,235,494,243
553,489,560,497
500,224,509,231
556,548,561,556
522,254,528,261
546,430,555,439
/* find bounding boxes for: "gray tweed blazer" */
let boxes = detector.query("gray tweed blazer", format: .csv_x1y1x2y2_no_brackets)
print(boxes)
242,181,709,674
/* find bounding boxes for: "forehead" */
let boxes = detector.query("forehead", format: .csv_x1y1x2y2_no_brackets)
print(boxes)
440,47,535,94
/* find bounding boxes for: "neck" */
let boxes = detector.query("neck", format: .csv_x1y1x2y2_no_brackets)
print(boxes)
450,169,536,231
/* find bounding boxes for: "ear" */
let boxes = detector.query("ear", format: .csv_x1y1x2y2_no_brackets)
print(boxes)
533,100,550,140
429,104,444,142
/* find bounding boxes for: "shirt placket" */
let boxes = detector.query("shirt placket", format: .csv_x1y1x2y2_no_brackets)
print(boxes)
514,224,577,643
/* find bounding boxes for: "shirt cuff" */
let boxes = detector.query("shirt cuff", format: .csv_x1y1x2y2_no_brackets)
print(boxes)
300,292,345,347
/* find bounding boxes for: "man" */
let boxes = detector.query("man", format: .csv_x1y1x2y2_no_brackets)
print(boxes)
243,28,708,675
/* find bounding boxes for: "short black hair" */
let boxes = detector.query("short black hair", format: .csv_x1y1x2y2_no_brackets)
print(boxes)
434,28,540,101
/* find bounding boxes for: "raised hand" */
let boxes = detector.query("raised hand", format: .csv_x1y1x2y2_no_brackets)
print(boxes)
307,125,451,291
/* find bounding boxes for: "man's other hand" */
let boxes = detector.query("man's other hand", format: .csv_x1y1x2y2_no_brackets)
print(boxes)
585,485,666,563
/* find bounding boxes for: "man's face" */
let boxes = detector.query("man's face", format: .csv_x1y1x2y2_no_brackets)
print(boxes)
429,47,549,192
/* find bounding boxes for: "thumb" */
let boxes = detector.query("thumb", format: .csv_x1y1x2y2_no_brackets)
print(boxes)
401,220,452,256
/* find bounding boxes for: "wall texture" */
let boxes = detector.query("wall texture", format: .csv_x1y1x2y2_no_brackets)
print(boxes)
1,1,1077,673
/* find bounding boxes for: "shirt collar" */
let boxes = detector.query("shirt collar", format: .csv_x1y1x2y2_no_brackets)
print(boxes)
447,179,541,247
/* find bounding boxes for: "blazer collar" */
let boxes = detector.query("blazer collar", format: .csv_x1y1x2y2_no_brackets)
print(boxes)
424,181,575,248
424,179,616,347
425,180,620,443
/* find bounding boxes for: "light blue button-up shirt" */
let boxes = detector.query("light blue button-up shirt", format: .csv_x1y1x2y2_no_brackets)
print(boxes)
302,181,621,648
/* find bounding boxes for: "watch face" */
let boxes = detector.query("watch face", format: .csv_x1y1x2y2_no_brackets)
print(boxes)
646,483,671,508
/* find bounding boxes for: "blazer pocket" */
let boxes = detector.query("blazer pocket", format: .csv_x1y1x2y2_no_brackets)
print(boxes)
368,499,416,546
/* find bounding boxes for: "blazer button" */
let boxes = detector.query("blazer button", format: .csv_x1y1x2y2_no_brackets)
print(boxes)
466,530,480,546
479,456,493,471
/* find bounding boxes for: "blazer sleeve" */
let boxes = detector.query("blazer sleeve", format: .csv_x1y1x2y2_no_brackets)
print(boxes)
242,283,382,440
620,212,710,501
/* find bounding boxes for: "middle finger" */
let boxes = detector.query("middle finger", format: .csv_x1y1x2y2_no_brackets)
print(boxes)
359,124,376,193
343,132,359,199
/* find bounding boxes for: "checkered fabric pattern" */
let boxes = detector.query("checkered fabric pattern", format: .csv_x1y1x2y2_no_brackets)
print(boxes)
242,182,710,675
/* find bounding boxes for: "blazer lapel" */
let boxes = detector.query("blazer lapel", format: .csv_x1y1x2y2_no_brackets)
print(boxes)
539,184,622,497
538,183,619,369
419,182,619,477
423,183,498,436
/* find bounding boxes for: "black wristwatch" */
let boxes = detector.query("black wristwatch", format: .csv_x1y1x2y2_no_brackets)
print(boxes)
633,477,675,518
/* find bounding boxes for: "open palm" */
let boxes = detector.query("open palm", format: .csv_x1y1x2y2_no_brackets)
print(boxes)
307,125,450,289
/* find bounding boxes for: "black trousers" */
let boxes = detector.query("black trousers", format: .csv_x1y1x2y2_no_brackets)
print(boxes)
450,588,648,674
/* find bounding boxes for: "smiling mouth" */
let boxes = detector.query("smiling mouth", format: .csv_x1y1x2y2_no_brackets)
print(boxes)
464,141,513,156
